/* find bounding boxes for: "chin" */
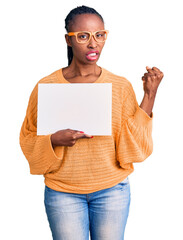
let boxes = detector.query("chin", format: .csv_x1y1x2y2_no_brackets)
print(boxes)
79,59,99,66
85,57,100,65
86,60,99,65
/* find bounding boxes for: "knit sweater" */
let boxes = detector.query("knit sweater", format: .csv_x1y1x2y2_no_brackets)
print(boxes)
19,67,153,194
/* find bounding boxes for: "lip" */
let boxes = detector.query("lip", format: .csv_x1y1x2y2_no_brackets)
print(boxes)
86,50,99,61
86,50,99,55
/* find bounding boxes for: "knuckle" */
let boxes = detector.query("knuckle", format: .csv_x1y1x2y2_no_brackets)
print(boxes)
72,135,77,140
147,76,151,81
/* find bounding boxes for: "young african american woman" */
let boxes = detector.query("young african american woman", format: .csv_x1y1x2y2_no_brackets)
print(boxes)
19,5,164,240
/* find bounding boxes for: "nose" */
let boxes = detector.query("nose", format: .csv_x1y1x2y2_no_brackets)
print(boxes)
88,34,97,48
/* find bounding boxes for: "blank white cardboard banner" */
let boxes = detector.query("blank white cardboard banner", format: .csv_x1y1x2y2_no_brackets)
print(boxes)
37,83,112,136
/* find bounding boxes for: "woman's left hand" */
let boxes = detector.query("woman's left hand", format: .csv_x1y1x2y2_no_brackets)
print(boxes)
142,66,164,96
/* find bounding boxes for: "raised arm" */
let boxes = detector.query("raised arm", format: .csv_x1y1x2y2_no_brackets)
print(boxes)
140,66,164,117
116,66,163,170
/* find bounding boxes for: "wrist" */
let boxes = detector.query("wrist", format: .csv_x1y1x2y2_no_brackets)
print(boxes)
144,90,157,99
140,91,156,117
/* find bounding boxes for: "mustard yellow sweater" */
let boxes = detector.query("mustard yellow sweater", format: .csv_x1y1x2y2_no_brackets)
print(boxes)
19,67,153,194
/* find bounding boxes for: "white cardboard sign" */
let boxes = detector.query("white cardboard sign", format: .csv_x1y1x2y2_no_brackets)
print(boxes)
37,83,112,136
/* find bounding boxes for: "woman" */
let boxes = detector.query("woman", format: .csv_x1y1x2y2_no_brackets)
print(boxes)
19,5,164,240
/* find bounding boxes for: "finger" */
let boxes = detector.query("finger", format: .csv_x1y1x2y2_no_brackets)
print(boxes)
83,133,93,138
142,76,147,81
146,66,157,76
152,66,161,73
147,75,151,81
72,131,83,138
146,66,154,72
76,130,92,137
75,132,93,139
144,73,154,78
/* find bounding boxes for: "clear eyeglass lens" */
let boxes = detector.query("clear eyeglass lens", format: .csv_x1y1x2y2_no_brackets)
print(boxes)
77,32,90,43
95,31,107,42
77,31,107,43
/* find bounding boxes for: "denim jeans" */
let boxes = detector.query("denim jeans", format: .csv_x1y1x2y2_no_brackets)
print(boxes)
44,177,131,240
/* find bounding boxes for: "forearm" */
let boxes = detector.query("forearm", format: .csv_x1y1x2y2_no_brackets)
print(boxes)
139,92,156,117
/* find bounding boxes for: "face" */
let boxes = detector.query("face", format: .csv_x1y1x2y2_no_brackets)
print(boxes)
65,14,106,65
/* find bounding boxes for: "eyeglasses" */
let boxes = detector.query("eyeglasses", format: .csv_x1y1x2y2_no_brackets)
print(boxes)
67,30,109,44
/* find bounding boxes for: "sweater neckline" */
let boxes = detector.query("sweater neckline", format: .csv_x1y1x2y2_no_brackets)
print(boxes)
56,66,106,84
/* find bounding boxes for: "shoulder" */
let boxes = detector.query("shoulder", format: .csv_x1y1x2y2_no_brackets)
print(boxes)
38,68,60,84
28,68,61,102
102,67,134,94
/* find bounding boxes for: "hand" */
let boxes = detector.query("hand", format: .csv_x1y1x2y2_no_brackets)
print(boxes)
142,66,164,97
51,128,93,147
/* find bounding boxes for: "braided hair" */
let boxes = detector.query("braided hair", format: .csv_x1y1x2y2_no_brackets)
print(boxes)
64,5,104,66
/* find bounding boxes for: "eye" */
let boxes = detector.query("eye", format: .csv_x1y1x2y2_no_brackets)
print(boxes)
77,32,89,41
78,34,87,39
96,33,103,37
96,31,105,38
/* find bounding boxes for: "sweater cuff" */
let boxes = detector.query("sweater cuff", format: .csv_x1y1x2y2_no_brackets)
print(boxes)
133,106,153,128
48,134,64,160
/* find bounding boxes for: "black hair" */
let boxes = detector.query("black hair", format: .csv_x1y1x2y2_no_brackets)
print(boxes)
64,5,104,65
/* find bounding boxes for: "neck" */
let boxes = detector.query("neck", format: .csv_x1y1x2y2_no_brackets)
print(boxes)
67,58,101,77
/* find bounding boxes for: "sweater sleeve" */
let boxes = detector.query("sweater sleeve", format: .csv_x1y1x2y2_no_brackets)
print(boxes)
116,81,153,170
19,83,65,175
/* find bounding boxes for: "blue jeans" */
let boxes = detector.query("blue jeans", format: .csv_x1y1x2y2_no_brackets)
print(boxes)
44,177,131,240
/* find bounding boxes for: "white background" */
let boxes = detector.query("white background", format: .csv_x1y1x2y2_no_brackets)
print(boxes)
1,0,183,239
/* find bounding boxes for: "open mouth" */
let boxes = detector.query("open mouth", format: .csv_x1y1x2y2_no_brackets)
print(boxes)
87,52,98,56
86,51,99,61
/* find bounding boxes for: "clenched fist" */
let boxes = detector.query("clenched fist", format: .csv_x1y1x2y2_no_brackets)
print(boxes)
142,66,164,96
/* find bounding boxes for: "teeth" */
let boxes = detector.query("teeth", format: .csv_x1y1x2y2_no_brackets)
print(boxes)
88,53,97,56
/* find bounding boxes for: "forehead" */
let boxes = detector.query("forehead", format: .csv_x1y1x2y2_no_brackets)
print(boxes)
69,14,104,32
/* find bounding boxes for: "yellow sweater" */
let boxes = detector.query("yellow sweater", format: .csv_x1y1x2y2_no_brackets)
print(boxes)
19,67,153,194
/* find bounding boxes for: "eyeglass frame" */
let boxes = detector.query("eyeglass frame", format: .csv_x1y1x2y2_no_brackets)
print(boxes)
66,30,109,44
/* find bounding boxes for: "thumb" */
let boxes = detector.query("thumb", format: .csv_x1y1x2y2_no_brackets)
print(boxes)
74,132,93,139
84,133,93,138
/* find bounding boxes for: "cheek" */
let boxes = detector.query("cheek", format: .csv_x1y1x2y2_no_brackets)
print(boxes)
100,42,105,50
100,45,104,52
71,43,85,56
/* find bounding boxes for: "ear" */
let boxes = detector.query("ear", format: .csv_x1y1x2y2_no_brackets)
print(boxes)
65,34,72,47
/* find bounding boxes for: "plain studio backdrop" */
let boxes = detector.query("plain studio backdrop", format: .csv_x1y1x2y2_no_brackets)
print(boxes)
0,0,182,239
